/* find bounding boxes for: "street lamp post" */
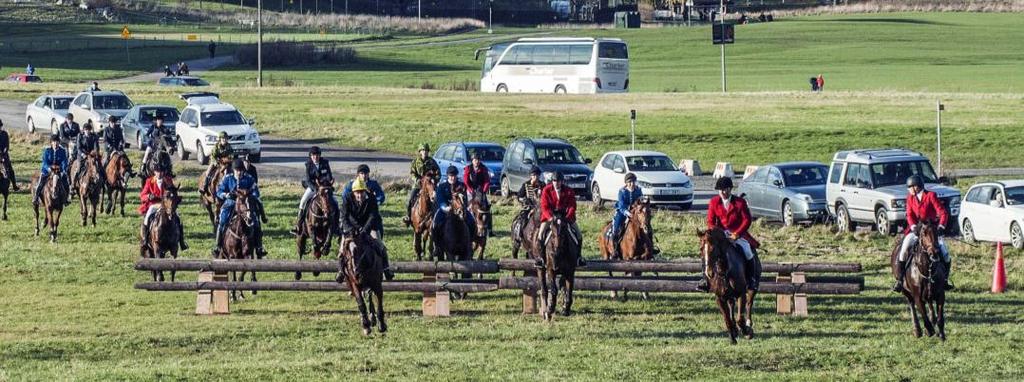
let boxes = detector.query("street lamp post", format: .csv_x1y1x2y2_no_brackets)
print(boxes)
936,100,945,175
257,0,263,87
488,0,493,34
719,0,727,93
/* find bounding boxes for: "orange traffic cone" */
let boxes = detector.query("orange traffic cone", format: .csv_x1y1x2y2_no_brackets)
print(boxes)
992,242,1007,294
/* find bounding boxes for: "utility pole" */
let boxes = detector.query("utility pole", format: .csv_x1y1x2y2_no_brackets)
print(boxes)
488,0,493,34
936,100,944,175
258,0,263,87
630,110,637,150
418,0,422,18
719,0,727,93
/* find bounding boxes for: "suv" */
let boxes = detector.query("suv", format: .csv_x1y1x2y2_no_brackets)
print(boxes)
69,90,135,131
500,138,593,199
826,149,961,235
174,93,262,164
433,142,505,193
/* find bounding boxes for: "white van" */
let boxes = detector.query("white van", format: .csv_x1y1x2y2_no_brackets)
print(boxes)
476,37,629,94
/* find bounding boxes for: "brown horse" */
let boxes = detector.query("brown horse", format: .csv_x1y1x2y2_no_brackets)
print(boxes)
103,151,132,216
220,188,260,301
535,214,579,321
698,228,756,344
411,173,437,260
0,155,9,221
511,198,541,260
598,199,654,300
891,222,947,340
469,192,489,261
337,233,387,336
72,151,103,226
199,158,230,232
32,166,69,242
296,182,337,280
432,185,473,263
141,183,182,282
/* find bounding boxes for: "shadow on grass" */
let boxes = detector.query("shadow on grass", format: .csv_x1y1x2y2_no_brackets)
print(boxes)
797,18,956,26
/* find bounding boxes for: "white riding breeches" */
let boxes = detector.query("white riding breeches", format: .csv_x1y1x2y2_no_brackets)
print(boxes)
724,230,754,260
898,233,950,262
143,205,161,226
299,187,316,210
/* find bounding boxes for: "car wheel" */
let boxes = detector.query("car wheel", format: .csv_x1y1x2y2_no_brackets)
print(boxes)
875,207,895,236
137,132,144,151
196,142,208,165
782,200,795,227
1011,222,1024,250
249,152,261,163
496,84,508,93
554,85,567,94
961,218,976,244
836,204,854,232
591,183,605,208
27,117,35,133
500,176,511,198
174,139,186,161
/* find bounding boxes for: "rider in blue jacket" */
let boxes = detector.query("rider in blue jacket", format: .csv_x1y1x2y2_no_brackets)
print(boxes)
610,173,644,260
212,159,267,258
433,165,476,235
34,135,70,205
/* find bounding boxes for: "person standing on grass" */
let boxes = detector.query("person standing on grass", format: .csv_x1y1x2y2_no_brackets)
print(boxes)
817,74,824,92
0,119,20,191
809,77,818,92
26,63,34,75
208,41,217,59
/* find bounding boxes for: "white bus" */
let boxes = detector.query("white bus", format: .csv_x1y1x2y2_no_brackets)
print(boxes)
475,37,629,94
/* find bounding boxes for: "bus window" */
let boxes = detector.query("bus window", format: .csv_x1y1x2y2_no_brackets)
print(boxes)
598,42,628,59
570,45,592,65
516,46,534,65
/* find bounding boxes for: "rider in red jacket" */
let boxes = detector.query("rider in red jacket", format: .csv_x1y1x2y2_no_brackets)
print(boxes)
538,172,584,266
698,177,761,292
463,153,492,235
894,175,953,291
138,166,187,252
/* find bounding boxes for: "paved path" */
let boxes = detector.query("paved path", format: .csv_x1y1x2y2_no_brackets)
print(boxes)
110,55,236,84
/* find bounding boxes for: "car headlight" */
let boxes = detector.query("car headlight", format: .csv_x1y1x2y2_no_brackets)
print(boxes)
637,181,653,188
205,135,218,143
247,132,259,141
680,180,692,189
892,198,907,209
489,171,495,178
797,194,813,203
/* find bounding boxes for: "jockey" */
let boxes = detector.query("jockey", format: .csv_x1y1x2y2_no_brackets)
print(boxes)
538,171,585,266
102,116,135,178
202,132,234,189
698,177,761,292
893,175,954,292
139,165,187,251
432,165,476,235
139,115,173,176
33,135,69,205
0,119,19,191
340,178,394,280
292,146,338,235
342,164,386,237
212,159,267,259
403,143,440,226
609,172,644,260
58,113,80,154
71,122,104,191
463,153,492,235
517,165,546,203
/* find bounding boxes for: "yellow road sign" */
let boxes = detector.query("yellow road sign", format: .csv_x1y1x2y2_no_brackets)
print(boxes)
187,34,198,41
121,26,131,39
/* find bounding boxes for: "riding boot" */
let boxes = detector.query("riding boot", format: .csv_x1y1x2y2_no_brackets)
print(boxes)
892,260,907,292
291,204,308,236
378,242,395,281
745,257,760,291
943,259,955,290
33,178,44,205
174,215,188,251
611,229,623,260
140,222,151,250
211,228,224,258
696,259,710,292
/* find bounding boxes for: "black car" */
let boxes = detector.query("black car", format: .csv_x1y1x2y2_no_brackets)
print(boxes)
500,138,593,199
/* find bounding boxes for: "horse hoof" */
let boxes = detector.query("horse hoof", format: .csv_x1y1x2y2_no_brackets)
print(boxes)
362,328,371,337
295,272,302,281
939,334,946,341
313,271,321,277
542,311,551,321
927,331,935,337
560,309,572,317
730,337,737,345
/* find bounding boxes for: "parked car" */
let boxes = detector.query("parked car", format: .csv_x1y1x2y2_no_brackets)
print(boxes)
5,73,43,83
24,94,73,134
592,150,693,209
826,149,961,235
433,142,505,193
500,138,592,199
68,90,134,132
174,92,261,164
959,180,1024,249
738,162,829,226
120,105,181,149
158,76,210,87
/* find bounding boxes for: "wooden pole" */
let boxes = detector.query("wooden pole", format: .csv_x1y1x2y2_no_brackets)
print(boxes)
497,258,860,273
499,277,862,295
138,281,498,293
136,259,499,273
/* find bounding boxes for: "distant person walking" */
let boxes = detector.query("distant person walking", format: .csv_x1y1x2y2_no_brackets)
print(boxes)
26,63,35,75
817,74,825,92
208,41,217,59
809,77,818,92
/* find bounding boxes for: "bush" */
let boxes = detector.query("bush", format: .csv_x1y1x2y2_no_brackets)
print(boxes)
234,42,358,67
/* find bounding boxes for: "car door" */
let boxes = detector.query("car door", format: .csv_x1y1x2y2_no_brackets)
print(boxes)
518,142,537,187
842,163,870,221
992,186,1016,242
765,167,786,219
453,145,468,174
593,154,614,199
122,108,138,146
742,167,768,216
968,185,998,241
601,154,625,201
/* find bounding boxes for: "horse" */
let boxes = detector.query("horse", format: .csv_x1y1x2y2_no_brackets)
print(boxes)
73,150,103,227
141,183,181,282
32,166,69,242
432,185,473,263
198,157,230,232
598,199,655,300
140,134,176,184
103,151,132,216
0,155,10,221
296,182,337,280
337,233,387,336
511,197,541,260
891,222,947,340
469,191,490,261
535,213,579,321
220,188,261,301
697,228,756,344
410,172,437,261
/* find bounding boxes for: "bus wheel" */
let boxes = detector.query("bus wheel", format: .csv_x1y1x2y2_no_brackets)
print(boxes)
554,85,566,94
496,84,508,93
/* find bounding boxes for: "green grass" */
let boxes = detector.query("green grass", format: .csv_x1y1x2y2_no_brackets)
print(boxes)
1,130,1024,380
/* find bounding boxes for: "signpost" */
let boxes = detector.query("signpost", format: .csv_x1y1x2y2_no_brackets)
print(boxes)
711,0,733,93
936,101,945,175
121,25,132,64
630,110,637,150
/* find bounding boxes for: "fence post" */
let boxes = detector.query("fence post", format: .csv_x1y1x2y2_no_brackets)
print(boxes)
422,271,450,317
522,269,538,314
196,263,230,315
776,266,792,315
792,271,808,317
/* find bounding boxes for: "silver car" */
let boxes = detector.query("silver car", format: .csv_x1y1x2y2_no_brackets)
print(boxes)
739,162,829,226
25,94,73,134
120,105,180,149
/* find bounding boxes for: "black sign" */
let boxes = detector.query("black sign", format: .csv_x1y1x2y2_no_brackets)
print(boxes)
712,23,735,45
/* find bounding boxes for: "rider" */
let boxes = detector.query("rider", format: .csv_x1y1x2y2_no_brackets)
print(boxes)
340,178,394,280
292,146,338,236
33,135,69,205
0,119,19,191
537,171,585,267
893,175,954,292
698,177,761,292
403,143,440,226
342,164,386,237
432,165,476,239
609,173,644,260
513,165,546,233
102,116,135,178
202,131,234,189
139,165,187,251
463,153,492,236
71,122,104,192
139,115,174,176
58,113,80,155
212,159,267,259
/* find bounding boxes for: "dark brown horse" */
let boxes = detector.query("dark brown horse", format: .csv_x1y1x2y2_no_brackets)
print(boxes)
198,158,230,232
141,183,181,282
698,228,756,344
73,151,103,226
103,151,132,216
535,214,579,321
337,233,387,336
32,166,69,242
891,222,947,340
432,185,472,263
598,199,654,300
411,172,437,260
0,154,9,221
296,182,337,280
220,188,260,301
511,198,541,260
469,192,489,261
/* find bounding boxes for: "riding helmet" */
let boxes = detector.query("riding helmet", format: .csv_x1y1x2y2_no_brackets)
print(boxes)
418,143,430,152
714,176,734,190
446,165,459,176
309,146,321,156
530,165,542,176
351,178,369,192
232,158,246,171
218,131,229,139
50,134,60,142
624,172,637,183
906,175,924,188
357,164,370,174
107,115,118,122
553,171,565,182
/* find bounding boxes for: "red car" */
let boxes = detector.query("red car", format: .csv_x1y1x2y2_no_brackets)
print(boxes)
5,73,43,83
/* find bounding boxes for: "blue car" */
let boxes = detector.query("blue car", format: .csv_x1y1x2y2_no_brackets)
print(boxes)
433,142,506,193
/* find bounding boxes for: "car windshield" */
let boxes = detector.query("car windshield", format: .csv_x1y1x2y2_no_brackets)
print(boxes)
201,111,245,126
468,147,505,162
183,78,209,86
140,108,180,123
870,161,939,188
93,95,133,110
535,145,584,165
1005,187,1024,206
626,155,676,171
52,98,72,110
782,166,828,186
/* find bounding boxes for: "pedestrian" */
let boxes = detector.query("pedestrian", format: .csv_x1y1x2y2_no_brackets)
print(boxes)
208,41,217,59
817,74,825,92
26,63,34,75
89,81,100,91
809,77,818,92
163,65,173,77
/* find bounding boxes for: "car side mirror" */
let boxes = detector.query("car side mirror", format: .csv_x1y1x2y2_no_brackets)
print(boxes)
938,176,950,185
613,167,624,174
990,199,1004,208
773,179,783,187
584,158,593,164
247,118,255,125
523,159,534,165
188,122,198,128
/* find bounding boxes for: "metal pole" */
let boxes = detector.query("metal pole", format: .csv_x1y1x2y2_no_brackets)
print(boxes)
418,0,422,18
125,38,131,64
630,110,637,150
720,0,726,93
488,1,493,34
258,0,263,87
936,100,943,175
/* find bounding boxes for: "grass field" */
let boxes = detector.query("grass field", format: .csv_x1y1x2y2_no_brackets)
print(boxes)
1,130,1023,380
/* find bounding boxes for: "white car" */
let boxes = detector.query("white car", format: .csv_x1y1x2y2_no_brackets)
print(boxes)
592,150,694,209
959,180,1024,249
174,93,262,164
68,90,135,132
25,94,73,134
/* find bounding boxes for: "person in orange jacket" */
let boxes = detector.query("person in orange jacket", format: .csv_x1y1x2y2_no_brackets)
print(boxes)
893,175,953,292
139,166,187,251
698,177,761,292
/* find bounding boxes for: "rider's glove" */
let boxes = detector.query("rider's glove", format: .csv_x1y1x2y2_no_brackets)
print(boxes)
441,206,452,213
910,224,918,233
938,225,946,234
624,211,632,218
